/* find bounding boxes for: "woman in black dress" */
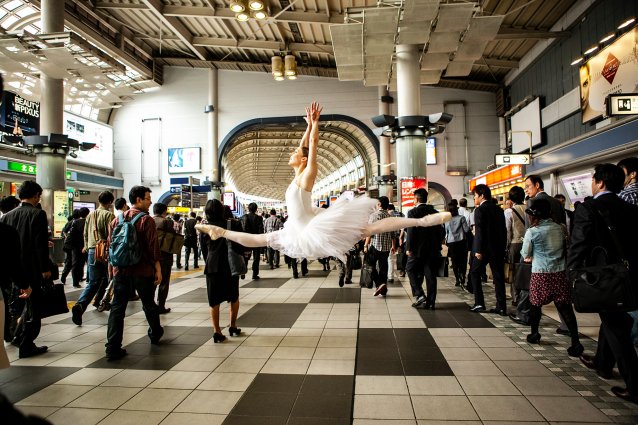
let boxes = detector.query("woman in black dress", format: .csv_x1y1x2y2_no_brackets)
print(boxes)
204,199,244,343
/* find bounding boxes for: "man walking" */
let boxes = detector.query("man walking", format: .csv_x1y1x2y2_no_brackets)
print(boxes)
105,186,163,360
183,212,199,270
241,202,264,279
406,189,444,309
364,196,395,297
469,184,507,314
0,181,50,358
153,202,175,314
264,209,283,269
71,192,115,325
69,207,90,288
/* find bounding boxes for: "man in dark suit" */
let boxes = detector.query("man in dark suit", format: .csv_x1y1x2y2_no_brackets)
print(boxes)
241,202,264,280
406,188,444,309
570,164,638,404
0,181,50,358
469,184,507,314
183,212,199,271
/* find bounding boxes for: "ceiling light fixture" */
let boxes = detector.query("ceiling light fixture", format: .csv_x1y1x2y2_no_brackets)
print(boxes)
618,17,635,29
570,57,583,66
599,33,614,43
284,54,297,79
584,46,598,55
252,9,267,20
271,55,283,78
249,0,265,11
236,10,250,21
230,0,246,12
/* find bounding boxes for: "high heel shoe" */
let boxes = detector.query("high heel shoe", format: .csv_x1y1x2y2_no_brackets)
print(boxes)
228,327,242,337
213,332,226,343
526,332,541,344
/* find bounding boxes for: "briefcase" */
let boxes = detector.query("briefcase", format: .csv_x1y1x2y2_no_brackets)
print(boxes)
158,230,185,255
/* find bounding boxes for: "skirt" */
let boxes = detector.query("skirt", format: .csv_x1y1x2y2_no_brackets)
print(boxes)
206,272,239,307
529,271,570,306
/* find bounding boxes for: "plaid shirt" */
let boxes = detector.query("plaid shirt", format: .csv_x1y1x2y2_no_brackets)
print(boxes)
619,182,638,206
264,215,283,233
368,209,394,252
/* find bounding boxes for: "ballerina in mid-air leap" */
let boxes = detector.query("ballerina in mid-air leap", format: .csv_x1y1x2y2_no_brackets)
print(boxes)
196,101,451,262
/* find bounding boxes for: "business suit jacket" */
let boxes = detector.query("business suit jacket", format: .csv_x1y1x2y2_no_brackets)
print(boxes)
472,200,506,260
0,202,49,286
527,191,566,226
567,193,638,282
406,203,444,258
0,222,26,291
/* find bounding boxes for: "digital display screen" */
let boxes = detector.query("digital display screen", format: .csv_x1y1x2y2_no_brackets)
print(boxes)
72,201,96,211
65,112,114,169
168,147,201,174
426,138,436,165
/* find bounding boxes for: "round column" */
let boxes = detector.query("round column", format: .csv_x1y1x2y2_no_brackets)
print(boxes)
377,86,393,199
208,68,221,201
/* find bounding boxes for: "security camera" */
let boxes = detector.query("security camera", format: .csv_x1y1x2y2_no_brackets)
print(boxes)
80,142,96,151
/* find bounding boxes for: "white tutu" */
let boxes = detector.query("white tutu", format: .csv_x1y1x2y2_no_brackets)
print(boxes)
267,183,377,263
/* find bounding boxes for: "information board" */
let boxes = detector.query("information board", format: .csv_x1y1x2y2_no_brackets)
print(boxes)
560,172,593,204
65,111,114,169
53,190,70,238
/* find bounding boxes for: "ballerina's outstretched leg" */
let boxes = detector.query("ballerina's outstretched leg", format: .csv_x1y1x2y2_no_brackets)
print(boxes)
195,224,269,248
361,211,451,238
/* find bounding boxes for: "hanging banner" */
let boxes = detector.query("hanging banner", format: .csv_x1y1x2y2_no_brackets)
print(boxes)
0,91,40,136
579,27,638,123
53,190,70,237
400,178,427,209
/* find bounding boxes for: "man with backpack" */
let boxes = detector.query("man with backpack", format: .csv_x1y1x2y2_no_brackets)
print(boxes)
105,186,163,360
71,192,115,326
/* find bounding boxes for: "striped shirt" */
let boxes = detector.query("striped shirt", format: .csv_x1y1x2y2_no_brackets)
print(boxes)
264,215,283,233
619,182,638,205
368,209,394,252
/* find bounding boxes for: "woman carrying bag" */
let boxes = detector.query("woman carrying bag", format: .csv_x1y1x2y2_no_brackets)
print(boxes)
520,198,583,357
203,200,245,343
505,186,526,304
445,204,469,288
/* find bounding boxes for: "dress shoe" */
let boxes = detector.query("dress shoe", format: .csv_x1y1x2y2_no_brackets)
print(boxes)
345,279,353,284
567,342,584,357
252,275,260,280
469,305,486,312
19,345,48,359
71,303,83,326
293,273,299,279
526,332,541,344
339,276,345,287
194,265,200,269
158,307,171,314
241,274,245,279
73,284,82,288
611,386,638,404
580,354,613,379
412,295,426,308
150,327,164,345
185,266,189,271
508,313,529,325
106,348,127,360
374,284,387,297
489,308,507,316
556,327,571,337
388,278,394,283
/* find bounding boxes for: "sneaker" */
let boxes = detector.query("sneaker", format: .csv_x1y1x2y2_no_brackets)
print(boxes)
71,303,84,326
374,284,387,297
412,295,426,308
469,305,486,312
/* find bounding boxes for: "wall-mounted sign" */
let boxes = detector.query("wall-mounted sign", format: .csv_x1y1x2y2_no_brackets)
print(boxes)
469,164,524,191
64,111,114,169
607,93,638,116
400,178,427,209
5,160,73,180
494,154,530,166
560,172,593,204
0,91,40,136
579,27,638,123
426,138,437,165
53,191,70,237
223,192,236,210
168,147,201,174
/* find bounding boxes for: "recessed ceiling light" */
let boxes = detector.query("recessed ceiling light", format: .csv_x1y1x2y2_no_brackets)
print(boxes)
584,46,598,55
600,34,614,43
570,57,583,66
618,17,635,29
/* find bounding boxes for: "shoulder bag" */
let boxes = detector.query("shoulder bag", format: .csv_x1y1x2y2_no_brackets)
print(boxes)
359,251,374,289
570,206,637,313
93,211,109,263
227,220,247,276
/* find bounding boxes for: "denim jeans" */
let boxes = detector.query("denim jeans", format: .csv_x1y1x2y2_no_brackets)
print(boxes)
77,249,109,310
105,274,162,354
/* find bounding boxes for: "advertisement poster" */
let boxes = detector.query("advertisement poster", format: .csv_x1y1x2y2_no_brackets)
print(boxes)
426,138,437,165
560,172,593,204
168,147,201,174
65,112,114,169
0,91,40,136
223,192,236,210
53,190,70,238
579,27,638,123
400,178,427,209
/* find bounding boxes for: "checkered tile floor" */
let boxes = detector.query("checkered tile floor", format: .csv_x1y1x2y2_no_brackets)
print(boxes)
2,259,637,424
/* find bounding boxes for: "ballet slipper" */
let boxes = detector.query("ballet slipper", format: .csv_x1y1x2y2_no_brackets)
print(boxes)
418,212,452,227
195,224,226,240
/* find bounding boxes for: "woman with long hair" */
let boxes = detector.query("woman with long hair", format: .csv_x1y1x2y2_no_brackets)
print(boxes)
197,102,451,263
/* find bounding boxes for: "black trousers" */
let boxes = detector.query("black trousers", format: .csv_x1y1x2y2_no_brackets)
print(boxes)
368,246,389,288
61,247,73,279
71,247,86,286
406,255,438,304
336,254,353,281
594,311,638,395
267,248,280,268
156,258,173,309
291,258,308,278
244,248,261,277
447,240,467,283
185,245,198,268
470,255,506,310
15,286,43,352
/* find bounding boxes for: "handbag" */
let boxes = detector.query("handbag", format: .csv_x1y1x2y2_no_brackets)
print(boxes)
92,212,109,263
436,256,449,278
570,206,637,313
359,251,374,289
158,230,185,255
38,282,69,318
513,262,532,291
226,220,247,277
350,252,362,270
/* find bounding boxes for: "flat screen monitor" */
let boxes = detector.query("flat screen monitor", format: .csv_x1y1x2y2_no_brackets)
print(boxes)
560,172,593,204
72,201,96,211
168,147,201,174
426,138,436,165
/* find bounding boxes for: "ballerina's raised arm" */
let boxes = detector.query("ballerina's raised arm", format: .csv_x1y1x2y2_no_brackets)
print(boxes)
295,101,322,192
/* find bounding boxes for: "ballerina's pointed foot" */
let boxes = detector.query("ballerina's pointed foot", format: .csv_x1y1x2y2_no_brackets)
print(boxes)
418,212,452,227
195,224,226,240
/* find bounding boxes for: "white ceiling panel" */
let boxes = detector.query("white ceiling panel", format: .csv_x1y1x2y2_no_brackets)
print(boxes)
427,31,461,53
421,52,450,70
455,40,488,60
434,3,476,32
446,60,474,76
420,69,442,84
403,0,440,22
364,8,400,34
464,15,505,41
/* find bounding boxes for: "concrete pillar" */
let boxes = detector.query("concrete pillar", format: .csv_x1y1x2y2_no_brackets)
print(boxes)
395,44,427,206
208,69,221,200
377,86,393,199
37,0,67,235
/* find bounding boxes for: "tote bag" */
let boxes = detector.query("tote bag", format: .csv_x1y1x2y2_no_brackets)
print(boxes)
226,220,247,277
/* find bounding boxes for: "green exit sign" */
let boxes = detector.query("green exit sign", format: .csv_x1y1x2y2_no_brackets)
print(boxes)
7,161,73,180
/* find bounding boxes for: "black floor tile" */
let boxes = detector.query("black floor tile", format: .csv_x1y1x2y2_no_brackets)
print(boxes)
129,355,186,370
417,303,494,328
357,329,396,347
247,374,304,394
288,418,350,425
223,415,287,425
85,354,146,369
231,392,296,417
300,375,354,395
124,343,199,357
53,302,144,324
169,287,208,303
356,359,404,376
304,270,331,278
394,329,437,348
403,360,454,376
237,303,306,328
291,393,352,418
0,366,80,403
309,288,360,304
170,333,212,345
242,278,290,289
398,347,446,363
